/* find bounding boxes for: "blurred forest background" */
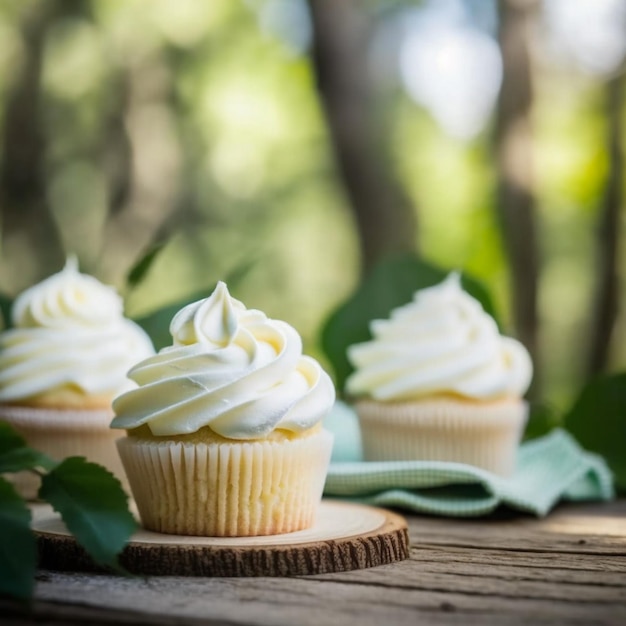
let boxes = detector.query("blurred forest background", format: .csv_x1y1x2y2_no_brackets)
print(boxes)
0,0,624,411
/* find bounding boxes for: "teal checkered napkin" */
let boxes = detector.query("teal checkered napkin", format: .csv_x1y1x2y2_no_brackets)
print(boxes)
323,403,614,517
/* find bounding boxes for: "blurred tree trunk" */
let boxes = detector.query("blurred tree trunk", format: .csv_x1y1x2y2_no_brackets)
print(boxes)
587,73,624,377
0,2,65,294
307,0,417,275
97,52,182,287
495,0,540,395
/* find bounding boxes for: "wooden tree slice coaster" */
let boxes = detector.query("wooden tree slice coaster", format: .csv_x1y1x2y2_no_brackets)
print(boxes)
33,500,409,577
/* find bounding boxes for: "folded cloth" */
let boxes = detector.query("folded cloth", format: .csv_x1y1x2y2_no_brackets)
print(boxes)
323,405,614,517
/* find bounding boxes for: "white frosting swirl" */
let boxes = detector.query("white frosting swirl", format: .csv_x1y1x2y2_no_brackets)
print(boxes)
0,257,155,402
111,282,336,439
345,273,532,401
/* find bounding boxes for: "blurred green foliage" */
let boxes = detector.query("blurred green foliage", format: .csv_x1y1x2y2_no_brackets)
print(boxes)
0,0,623,411
564,373,626,492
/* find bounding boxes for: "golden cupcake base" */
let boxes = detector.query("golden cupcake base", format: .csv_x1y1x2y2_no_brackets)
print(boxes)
0,404,127,499
355,397,528,477
117,429,334,536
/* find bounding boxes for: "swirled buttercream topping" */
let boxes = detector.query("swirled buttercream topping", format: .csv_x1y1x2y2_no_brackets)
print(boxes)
111,282,336,439
0,257,155,402
345,273,532,401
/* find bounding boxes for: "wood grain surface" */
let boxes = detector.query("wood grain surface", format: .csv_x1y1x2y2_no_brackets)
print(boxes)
34,501,410,576
3,499,625,626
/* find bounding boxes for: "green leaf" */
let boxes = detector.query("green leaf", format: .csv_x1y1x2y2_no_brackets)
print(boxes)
0,476,36,601
321,253,498,393
523,403,561,441
563,373,626,492
126,242,167,289
0,292,13,330
0,421,56,473
39,457,137,570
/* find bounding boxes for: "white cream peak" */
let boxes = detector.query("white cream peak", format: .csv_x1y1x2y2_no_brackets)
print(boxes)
112,281,336,439
0,256,155,402
346,272,533,401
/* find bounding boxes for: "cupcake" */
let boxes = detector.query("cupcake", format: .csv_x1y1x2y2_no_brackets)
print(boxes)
0,257,155,497
111,281,335,537
345,273,532,477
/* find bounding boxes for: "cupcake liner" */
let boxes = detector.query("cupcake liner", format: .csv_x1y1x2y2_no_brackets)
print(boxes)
0,404,126,499
355,398,528,477
117,429,333,537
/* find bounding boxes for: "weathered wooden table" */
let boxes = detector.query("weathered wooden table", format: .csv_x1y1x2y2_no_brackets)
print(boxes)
3,499,625,625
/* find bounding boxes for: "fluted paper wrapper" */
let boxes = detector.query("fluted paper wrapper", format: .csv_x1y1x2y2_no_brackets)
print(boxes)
117,429,333,537
0,404,126,499
355,398,528,477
